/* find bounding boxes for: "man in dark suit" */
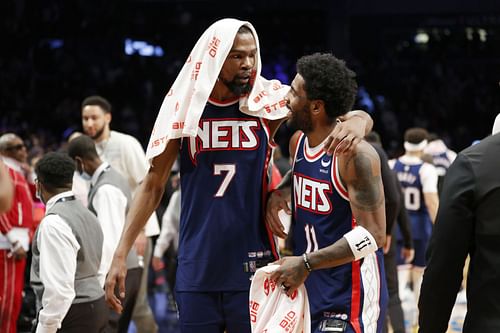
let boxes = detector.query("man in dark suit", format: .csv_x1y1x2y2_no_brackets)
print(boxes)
419,132,500,332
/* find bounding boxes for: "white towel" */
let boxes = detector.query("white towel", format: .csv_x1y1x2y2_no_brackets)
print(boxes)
146,18,289,163
249,265,311,333
493,113,500,135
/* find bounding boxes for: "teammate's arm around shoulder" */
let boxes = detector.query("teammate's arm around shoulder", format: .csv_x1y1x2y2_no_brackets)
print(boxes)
265,131,301,238
339,141,386,249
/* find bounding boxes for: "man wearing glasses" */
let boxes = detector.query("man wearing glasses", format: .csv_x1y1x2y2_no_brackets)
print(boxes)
0,133,35,333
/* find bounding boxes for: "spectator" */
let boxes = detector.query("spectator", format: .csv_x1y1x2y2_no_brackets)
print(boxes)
31,152,107,333
67,135,142,333
419,132,500,332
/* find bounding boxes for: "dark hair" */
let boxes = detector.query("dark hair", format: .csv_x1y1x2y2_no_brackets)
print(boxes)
427,132,439,142
365,131,382,144
67,135,99,160
81,95,112,113
404,127,429,144
35,152,75,192
238,25,253,35
296,53,357,120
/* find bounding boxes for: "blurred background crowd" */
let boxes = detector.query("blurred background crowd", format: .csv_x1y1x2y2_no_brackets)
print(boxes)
1,0,499,160
1,1,499,332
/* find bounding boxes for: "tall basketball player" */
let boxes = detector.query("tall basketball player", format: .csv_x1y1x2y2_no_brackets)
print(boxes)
105,19,373,333
268,53,388,332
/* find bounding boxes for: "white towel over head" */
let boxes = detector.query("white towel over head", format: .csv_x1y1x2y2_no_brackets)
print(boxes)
146,18,290,163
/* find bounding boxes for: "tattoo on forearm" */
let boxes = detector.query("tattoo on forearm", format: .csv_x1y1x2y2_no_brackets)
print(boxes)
345,153,384,211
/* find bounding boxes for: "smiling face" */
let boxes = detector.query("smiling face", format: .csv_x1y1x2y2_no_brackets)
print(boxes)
286,74,313,133
218,30,257,96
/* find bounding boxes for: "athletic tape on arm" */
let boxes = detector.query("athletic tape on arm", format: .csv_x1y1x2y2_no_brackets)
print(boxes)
343,226,378,260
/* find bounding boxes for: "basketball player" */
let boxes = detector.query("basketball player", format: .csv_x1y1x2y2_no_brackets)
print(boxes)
389,128,438,319
268,53,388,332
423,133,457,193
105,19,372,333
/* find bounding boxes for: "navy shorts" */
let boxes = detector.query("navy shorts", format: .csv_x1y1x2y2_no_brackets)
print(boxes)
397,238,428,267
175,290,251,333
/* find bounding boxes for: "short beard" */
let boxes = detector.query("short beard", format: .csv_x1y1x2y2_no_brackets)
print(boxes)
290,105,313,134
90,125,106,141
221,78,252,96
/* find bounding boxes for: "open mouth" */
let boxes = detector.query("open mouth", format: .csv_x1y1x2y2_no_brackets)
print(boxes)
237,75,251,82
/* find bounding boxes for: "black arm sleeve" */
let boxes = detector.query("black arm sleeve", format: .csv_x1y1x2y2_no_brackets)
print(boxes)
418,154,474,332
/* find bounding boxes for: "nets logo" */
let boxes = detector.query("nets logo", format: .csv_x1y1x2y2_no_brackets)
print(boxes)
188,118,260,162
294,173,333,214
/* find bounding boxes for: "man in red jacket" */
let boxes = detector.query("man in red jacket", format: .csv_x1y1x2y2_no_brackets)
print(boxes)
0,133,34,333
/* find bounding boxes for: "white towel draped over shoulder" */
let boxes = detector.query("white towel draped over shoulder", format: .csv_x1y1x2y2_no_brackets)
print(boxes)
249,265,311,333
145,18,289,163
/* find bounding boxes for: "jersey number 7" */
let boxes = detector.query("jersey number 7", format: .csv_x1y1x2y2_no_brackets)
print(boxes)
213,164,236,197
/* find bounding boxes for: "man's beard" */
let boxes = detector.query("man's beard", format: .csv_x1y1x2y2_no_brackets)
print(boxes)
90,125,106,141
290,105,313,134
221,77,252,96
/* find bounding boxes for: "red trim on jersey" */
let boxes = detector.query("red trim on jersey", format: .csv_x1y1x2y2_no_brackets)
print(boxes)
207,96,240,106
262,144,279,260
292,133,304,163
350,216,362,333
260,118,277,148
332,153,349,199
304,139,324,160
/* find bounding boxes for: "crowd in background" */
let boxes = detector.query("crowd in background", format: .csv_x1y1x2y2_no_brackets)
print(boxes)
1,2,500,333
1,1,499,160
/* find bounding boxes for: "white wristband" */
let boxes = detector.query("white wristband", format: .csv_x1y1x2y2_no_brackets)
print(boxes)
343,226,378,260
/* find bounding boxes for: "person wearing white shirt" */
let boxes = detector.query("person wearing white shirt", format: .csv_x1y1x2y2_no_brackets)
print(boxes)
81,95,158,332
68,135,142,333
31,152,107,333
151,186,181,295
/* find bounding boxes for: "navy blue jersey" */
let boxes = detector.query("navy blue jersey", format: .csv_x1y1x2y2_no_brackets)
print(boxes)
292,133,387,332
431,151,452,177
178,99,277,292
392,159,432,240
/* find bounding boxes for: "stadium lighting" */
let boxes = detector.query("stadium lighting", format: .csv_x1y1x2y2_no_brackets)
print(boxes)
414,31,429,44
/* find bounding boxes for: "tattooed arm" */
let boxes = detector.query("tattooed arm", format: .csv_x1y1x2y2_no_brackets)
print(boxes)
339,141,386,246
270,141,386,296
305,141,386,270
